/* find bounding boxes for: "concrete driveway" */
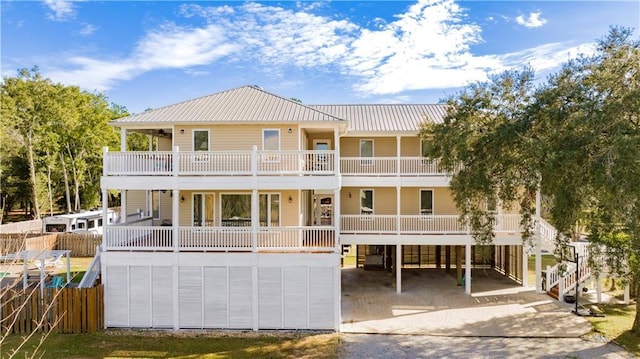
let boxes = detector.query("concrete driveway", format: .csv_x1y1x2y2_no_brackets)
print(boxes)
340,267,592,337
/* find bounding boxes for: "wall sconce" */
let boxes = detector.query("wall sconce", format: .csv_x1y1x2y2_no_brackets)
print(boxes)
288,128,292,134
180,129,185,134
288,195,293,203
348,192,352,199
180,196,185,203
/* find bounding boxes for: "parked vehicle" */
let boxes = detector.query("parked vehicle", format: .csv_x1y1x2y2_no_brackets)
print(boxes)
43,209,116,235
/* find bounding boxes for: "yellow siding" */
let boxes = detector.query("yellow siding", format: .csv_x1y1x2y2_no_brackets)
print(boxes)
340,187,396,215
400,187,457,215
157,137,172,151
178,191,193,226
126,190,146,215
174,125,299,151
278,190,299,226
340,137,397,157
401,137,420,156
375,137,397,157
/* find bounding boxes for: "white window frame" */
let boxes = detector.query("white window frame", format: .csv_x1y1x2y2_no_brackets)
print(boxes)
262,129,281,162
192,129,210,162
419,189,434,218
360,189,374,217
360,139,374,166
259,192,281,227
192,192,215,227
219,192,252,227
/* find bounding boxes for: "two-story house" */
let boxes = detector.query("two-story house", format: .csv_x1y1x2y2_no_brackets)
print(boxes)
99,85,538,331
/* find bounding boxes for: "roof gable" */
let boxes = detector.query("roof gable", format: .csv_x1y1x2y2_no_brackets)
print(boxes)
112,85,347,125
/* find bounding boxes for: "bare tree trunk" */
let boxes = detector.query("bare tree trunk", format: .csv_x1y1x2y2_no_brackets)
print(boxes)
26,133,41,219
45,150,54,216
59,152,72,213
632,282,640,334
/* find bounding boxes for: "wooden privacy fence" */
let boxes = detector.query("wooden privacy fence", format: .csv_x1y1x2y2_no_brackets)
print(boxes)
54,233,102,257
1,286,104,334
0,233,102,257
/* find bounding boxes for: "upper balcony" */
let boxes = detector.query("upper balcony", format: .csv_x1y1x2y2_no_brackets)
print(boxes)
103,147,336,177
340,157,448,176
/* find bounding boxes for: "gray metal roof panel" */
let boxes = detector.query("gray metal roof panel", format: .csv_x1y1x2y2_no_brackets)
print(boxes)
308,104,446,133
112,85,347,125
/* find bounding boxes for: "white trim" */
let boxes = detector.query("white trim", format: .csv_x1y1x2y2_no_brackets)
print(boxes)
192,192,215,227
359,139,374,157
360,189,374,216
192,129,210,151
259,192,281,227
419,188,434,217
262,129,281,151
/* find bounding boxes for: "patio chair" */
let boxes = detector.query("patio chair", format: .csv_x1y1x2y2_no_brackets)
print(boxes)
47,276,64,288
34,253,64,270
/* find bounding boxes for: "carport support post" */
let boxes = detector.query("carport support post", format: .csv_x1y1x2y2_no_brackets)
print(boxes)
522,245,528,287
535,188,542,293
465,244,471,294
396,244,402,293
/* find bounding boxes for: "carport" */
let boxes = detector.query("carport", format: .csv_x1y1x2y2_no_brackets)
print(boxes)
340,267,591,336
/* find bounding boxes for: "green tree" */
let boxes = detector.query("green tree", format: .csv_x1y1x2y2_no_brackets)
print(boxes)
422,27,640,332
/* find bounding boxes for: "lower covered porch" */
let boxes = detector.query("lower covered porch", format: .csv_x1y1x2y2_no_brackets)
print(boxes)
342,236,528,294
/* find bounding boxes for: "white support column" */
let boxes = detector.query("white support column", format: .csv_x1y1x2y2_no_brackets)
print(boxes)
102,189,108,248
396,187,401,235
172,255,180,330
465,243,472,294
172,190,180,252
396,243,402,294
334,128,340,175
120,128,127,152
334,188,341,254
522,245,528,287
148,135,153,151
396,135,401,176
334,265,341,331
251,189,258,251
535,188,542,293
121,190,127,224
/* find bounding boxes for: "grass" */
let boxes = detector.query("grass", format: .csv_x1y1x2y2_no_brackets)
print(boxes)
585,303,640,356
0,330,340,359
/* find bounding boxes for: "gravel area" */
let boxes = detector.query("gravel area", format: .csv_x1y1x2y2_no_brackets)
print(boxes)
340,333,635,359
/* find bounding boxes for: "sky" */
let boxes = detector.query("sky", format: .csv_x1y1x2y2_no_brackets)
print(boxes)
1,1,639,114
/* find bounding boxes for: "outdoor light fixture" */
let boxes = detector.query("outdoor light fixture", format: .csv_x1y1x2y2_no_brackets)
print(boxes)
180,129,185,134
288,196,293,203
348,192,352,198
288,128,293,134
180,196,185,203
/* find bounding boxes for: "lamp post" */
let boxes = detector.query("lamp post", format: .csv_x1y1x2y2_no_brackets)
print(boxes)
567,245,582,316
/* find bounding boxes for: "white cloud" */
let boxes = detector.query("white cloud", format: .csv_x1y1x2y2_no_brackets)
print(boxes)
43,0,75,21
46,1,584,96
78,24,98,36
515,11,547,28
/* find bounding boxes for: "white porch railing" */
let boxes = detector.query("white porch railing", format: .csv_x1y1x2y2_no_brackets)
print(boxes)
104,226,174,250
545,242,592,301
104,225,335,252
539,218,558,245
104,148,335,176
105,151,173,176
258,227,335,251
340,157,447,176
179,226,252,250
341,214,523,235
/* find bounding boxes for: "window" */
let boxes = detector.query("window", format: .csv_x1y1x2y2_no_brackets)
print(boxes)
259,193,280,227
193,193,215,226
151,190,160,220
420,139,429,157
98,219,103,227
420,189,434,216
360,189,373,215
360,139,373,165
221,194,251,227
193,130,209,151
77,220,86,229
487,197,498,213
88,220,96,229
193,130,210,162
262,129,280,162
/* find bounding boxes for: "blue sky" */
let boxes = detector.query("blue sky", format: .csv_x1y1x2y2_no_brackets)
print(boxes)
2,1,639,113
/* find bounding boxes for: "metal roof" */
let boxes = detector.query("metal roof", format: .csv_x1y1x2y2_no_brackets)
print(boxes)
111,85,347,125
308,104,447,134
